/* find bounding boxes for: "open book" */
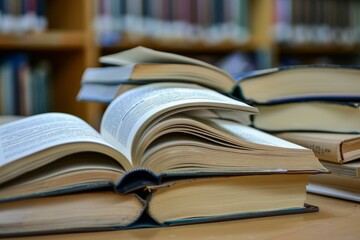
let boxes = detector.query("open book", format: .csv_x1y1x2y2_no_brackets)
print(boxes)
0,82,327,236
76,46,360,104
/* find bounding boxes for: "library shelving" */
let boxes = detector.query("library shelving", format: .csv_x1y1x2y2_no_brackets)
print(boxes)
0,0,98,125
1,0,359,129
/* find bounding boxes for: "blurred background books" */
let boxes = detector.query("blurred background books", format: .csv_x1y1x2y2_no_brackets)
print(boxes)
1,0,360,125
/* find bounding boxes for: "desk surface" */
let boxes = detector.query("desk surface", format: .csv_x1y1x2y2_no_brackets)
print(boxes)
6,194,359,240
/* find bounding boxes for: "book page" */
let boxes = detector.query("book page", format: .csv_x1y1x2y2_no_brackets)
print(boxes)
100,82,257,161
204,118,306,149
99,46,232,79
307,184,360,202
77,83,122,103
0,113,116,168
81,65,135,84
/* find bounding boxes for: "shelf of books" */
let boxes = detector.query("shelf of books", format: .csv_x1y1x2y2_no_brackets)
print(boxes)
1,0,360,127
273,0,360,46
93,0,252,46
94,0,273,51
0,0,94,121
273,0,360,65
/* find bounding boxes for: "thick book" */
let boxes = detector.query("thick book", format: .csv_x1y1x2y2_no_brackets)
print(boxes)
319,161,360,178
234,65,360,105
0,174,319,237
275,131,360,202
76,46,360,104
276,132,360,163
252,102,360,133
0,82,326,236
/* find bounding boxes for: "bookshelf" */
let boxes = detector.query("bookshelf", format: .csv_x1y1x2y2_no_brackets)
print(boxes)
1,0,359,129
0,0,97,123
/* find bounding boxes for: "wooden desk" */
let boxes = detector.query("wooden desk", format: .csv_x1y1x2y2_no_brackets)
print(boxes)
6,194,359,240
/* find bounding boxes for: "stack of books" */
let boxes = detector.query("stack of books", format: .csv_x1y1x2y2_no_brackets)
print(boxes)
234,65,360,202
0,47,328,237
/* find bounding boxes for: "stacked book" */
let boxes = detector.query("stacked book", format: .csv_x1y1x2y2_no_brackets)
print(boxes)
0,47,328,236
235,65,360,202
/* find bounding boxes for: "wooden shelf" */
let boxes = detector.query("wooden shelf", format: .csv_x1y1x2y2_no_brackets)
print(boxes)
279,44,360,55
101,36,258,54
0,31,84,50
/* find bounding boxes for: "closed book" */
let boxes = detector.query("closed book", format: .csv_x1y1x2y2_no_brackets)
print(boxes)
307,170,360,202
253,102,360,133
276,132,360,163
234,65,360,105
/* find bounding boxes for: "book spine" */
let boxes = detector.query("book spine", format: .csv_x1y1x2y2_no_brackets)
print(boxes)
273,0,360,46
0,60,15,115
0,54,51,115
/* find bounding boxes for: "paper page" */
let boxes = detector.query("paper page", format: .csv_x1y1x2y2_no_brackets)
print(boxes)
0,113,115,168
181,109,252,126
204,118,306,149
307,184,360,202
76,83,122,103
81,65,135,84
99,46,232,79
100,82,257,161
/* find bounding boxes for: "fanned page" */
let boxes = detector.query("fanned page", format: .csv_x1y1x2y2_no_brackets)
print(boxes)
204,118,307,150
131,115,327,176
99,46,232,79
100,82,258,163
0,113,131,184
